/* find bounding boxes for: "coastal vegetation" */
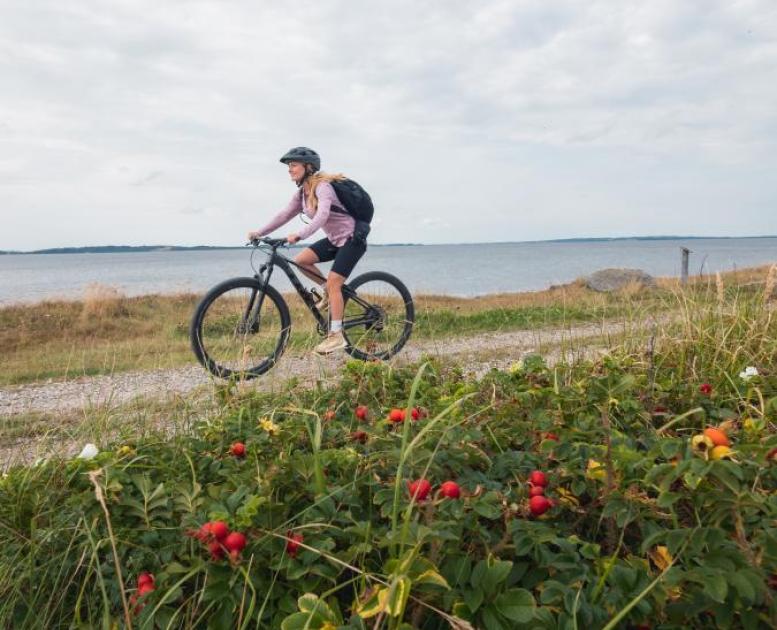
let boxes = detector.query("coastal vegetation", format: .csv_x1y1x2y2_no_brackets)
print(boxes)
0,279,649,387
3,266,773,387
0,265,775,628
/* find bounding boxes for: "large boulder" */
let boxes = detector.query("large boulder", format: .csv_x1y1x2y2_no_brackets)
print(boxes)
585,268,656,292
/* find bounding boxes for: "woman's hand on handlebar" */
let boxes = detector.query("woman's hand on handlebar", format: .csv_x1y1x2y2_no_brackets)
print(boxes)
286,233,301,244
246,234,289,247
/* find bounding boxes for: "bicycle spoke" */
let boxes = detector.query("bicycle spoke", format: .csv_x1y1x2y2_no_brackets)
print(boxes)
192,279,290,379
343,273,414,360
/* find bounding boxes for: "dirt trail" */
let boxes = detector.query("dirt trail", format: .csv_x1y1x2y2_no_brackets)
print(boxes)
0,318,652,418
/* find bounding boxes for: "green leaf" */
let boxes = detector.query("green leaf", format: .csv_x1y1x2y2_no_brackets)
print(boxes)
297,594,335,621
470,560,487,589
683,466,707,490
443,556,472,587
480,605,506,630
415,569,450,589
656,491,681,508
495,588,536,622
539,580,568,605
385,575,412,618
463,587,484,613
452,601,473,621
474,500,502,520
729,572,756,605
532,606,557,629
703,573,728,603
356,587,386,620
709,463,741,494
740,607,762,630
579,542,601,560
482,559,513,595
162,562,189,574
281,612,322,630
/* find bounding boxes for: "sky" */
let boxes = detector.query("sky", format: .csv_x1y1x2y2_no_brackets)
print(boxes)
1,0,776,250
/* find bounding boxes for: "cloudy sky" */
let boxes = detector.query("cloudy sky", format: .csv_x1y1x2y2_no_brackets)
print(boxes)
2,0,776,250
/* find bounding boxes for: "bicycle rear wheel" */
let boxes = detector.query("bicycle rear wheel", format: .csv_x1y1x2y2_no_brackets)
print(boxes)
343,271,414,361
190,277,290,379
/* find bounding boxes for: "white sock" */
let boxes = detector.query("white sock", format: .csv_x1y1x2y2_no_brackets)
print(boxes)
330,320,343,333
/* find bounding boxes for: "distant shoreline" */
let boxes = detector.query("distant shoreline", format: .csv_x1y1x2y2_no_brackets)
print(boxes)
2,234,777,255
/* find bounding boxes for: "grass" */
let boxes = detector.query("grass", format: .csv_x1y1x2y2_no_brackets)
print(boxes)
0,268,775,628
0,389,216,470
0,280,656,387
1,265,774,387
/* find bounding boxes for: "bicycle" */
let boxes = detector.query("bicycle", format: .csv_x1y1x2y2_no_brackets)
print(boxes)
190,237,415,380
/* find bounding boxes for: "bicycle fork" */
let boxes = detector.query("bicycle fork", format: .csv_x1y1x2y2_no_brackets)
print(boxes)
237,264,270,335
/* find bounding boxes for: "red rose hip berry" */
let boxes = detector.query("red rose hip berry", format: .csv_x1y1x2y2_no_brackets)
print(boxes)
529,484,545,497
209,541,224,560
388,408,406,423
137,572,155,588
528,470,548,487
224,531,247,553
355,405,369,420
529,495,552,516
407,479,432,501
206,520,229,542
286,531,304,558
440,481,461,499
230,442,246,458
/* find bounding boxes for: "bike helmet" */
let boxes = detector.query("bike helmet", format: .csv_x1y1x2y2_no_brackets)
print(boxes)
279,147,321,172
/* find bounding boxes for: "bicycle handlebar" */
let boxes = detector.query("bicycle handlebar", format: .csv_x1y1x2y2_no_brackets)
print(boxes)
247,237,288,248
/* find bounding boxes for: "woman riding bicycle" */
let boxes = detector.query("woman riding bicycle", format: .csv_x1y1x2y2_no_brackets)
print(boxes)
247,147,366,355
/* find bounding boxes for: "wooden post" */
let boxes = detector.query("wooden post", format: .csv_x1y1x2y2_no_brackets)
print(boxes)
681,247,690,285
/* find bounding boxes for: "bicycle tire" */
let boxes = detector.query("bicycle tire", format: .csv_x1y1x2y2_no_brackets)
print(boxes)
190,277,291,380
342,270,414,361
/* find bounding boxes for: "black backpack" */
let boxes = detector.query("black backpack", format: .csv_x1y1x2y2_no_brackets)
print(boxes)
329,179,374,224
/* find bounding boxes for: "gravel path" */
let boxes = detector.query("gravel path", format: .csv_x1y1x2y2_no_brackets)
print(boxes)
0,318,647,418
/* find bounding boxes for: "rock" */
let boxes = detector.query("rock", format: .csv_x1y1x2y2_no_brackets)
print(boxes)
585,268,656,292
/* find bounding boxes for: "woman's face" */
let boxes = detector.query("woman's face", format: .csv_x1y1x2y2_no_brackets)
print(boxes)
287,161,306,184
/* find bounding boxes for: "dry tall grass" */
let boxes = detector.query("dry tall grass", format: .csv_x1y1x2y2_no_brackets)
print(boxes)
1,264,774,386
80,283,129,320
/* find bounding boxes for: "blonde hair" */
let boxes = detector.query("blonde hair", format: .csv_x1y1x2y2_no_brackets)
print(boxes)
303,171,347,211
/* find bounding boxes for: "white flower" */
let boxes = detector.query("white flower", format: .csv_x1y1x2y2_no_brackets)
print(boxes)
78,443,99,460
739,366,759,381
509,360,524,374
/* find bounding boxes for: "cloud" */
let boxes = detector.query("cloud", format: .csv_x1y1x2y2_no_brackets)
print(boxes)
131,170,163,186
1,0,776,249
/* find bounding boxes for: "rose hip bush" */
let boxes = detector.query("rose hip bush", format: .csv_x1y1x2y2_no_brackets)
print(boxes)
0,353,775,628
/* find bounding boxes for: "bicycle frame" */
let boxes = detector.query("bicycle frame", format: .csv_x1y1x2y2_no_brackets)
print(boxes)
252,244,380,335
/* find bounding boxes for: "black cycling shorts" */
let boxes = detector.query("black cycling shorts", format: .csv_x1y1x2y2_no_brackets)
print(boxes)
308,236,366,278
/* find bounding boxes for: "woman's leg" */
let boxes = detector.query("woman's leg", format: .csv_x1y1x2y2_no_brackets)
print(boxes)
327,272,346,324
314,271,348,353
294,248,326,285
314,239,366,353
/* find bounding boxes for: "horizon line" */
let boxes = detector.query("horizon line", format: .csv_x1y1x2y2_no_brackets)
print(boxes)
2,233,777,254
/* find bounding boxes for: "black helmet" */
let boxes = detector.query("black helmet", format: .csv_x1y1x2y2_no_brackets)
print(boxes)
280,147,320,172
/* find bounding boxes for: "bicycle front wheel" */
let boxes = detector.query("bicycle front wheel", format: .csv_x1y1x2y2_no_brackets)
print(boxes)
343,271,414,361
190,277,291,380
